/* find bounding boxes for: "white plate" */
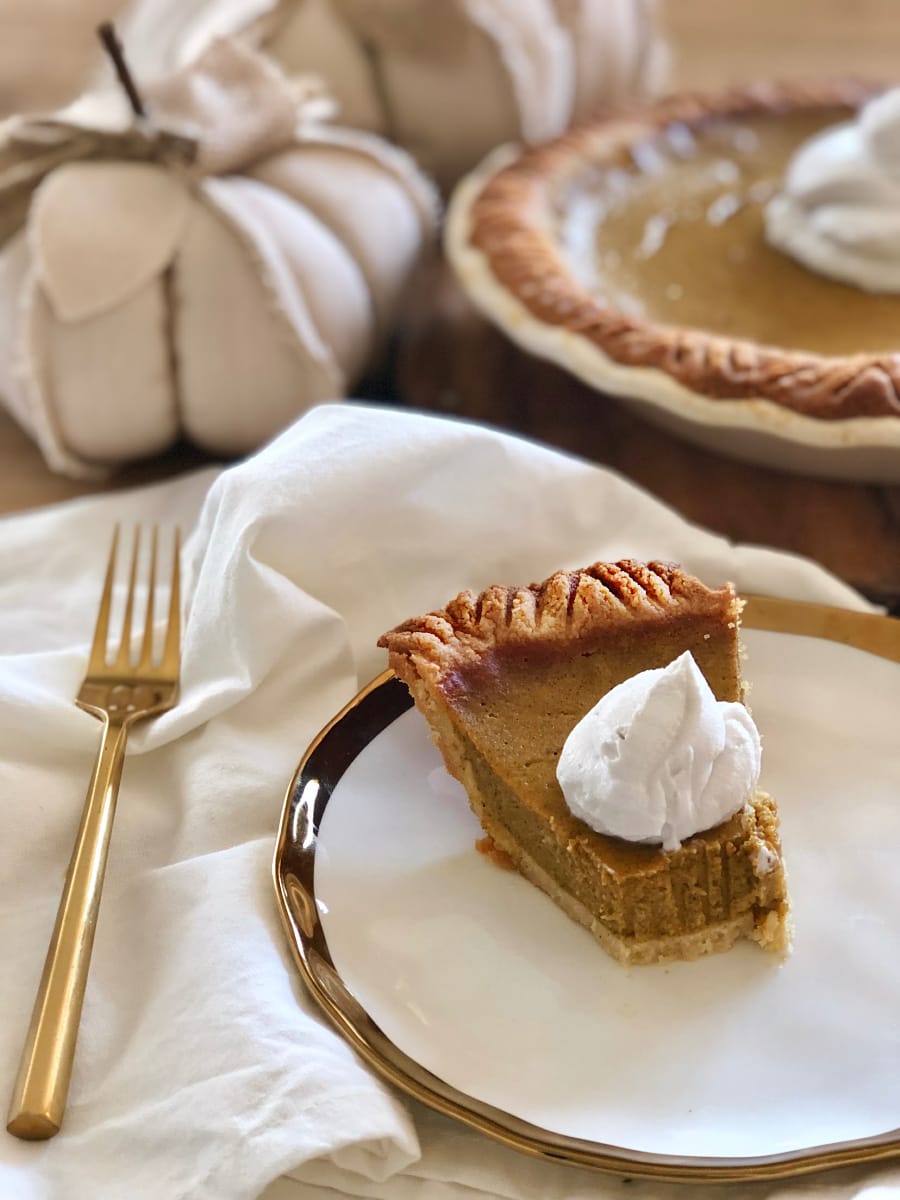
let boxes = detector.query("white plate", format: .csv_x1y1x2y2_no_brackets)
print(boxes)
314,629,900,1158
275,603,900,1180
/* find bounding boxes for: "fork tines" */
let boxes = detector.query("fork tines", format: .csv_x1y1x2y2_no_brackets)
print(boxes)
89,526,180,680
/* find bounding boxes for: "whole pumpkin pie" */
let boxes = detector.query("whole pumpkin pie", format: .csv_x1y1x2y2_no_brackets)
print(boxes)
445,82,900,478
379,560,790,966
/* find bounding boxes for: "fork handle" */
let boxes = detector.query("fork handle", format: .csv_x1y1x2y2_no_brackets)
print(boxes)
7,716,129,1139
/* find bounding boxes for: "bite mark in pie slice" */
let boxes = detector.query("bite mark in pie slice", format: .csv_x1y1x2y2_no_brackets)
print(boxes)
378,560,791,966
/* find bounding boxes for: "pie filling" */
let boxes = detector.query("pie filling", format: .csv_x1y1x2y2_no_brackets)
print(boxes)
429,647,787,963
379,561,791,966
454,722,781,942
562,107,900,356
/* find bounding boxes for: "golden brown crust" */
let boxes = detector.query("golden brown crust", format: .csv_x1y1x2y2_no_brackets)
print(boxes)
466,80,900,421
378,558,738,684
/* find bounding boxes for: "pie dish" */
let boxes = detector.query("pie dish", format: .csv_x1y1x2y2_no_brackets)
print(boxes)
446,82,900,483
378,559,790,965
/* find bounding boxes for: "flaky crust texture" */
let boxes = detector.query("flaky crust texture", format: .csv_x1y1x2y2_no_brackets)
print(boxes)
378,558,738,686
467,80,900,421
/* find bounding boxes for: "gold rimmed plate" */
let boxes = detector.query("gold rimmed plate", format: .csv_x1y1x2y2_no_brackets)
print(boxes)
274,596,900,1183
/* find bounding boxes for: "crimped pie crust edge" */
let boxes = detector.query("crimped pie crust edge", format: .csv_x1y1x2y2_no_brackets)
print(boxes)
458,80,900,423
378,558,739,683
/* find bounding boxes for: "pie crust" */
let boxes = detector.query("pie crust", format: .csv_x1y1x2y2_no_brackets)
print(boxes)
457,81,900,419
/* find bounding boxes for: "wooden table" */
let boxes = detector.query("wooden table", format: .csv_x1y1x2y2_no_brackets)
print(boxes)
0,0,898,608
394,261,900,611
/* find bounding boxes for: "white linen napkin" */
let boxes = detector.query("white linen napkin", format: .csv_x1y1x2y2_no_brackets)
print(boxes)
0,402,894,1200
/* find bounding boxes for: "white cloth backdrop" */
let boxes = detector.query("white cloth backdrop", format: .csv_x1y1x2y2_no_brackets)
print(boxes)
0,403,894,1200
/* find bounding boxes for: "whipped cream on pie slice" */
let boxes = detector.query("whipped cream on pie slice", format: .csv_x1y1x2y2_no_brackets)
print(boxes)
557,651,761,851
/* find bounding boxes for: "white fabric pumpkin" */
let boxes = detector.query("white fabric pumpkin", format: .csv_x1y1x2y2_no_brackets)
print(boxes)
0,39,437,477
117,0,668,187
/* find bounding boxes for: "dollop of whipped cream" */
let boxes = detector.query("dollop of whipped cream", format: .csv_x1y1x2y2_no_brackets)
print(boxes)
765,89,900,292
556,651,761,852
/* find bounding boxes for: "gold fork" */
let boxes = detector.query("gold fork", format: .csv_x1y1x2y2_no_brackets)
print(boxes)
7,525,181,1141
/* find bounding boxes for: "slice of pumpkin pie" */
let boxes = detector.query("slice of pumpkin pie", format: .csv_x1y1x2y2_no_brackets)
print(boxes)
378,560,790,966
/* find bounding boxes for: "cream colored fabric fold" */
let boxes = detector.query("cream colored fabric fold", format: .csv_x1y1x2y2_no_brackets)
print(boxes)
145,36,325,173
32,277,177,463
249,128,438,337
30,161,190,321
116,0,668,186
0,404,884,1200
172,185,339,455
